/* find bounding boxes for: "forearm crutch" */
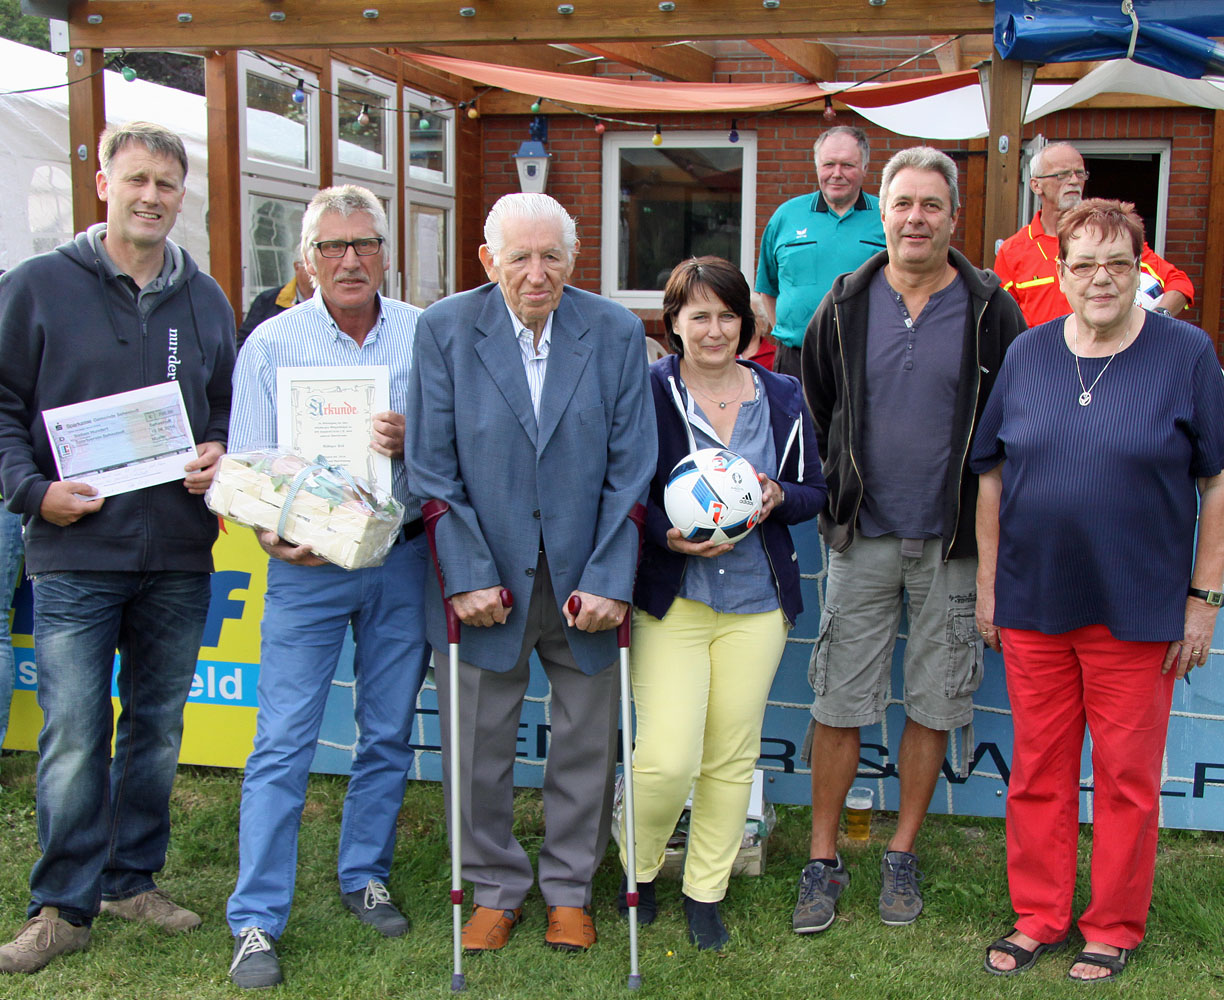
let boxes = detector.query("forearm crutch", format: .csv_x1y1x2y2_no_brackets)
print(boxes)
568,501,647,990
421,499,513,993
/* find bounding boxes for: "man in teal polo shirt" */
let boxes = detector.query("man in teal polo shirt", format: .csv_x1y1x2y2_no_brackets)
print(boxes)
756,126,886,378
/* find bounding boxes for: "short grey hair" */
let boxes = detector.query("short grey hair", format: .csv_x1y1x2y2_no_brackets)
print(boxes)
879,146,960,214
813,125,870,169
484,193,578,264
300,185,389,262
98,121,188,180
1030,141,1080,178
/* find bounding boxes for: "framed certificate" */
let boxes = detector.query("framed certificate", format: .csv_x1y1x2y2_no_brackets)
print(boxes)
41,381,197,497
275,365,392,494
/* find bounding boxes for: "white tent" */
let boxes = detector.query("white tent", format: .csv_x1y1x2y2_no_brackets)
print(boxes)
0,38,209,271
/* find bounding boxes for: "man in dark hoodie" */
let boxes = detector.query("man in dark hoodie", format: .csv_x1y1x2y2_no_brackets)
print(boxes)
794,147,1024,937
0,122,235,974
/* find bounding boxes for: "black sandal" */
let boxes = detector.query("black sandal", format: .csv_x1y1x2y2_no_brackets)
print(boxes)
1068,948,1132,983
984,930,1067,976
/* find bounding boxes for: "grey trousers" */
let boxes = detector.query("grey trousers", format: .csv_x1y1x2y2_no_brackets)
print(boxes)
435,554,618,910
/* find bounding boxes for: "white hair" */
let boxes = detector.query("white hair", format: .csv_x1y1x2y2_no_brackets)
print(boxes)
483,193,578,264
300,184,389,263
1030,142,1080,178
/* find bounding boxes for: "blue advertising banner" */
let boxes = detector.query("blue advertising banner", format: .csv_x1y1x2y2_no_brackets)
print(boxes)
6,520,1223,829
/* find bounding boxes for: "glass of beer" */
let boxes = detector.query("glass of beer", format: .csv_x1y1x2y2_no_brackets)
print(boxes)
844,786,874,842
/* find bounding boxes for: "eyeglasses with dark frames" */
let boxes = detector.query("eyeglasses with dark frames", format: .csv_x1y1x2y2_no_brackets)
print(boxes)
1058,257,1137,280
312,237,385,258
1032,168,1090,182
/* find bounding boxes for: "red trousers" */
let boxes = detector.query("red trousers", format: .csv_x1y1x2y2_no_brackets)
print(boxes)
1000,625,1175,949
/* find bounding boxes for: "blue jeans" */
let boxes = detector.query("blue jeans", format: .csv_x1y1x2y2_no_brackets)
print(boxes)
226,535,430,938
0,509,23,749
29,570,211,924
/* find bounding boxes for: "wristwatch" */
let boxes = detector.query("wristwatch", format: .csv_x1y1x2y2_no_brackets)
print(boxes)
1153,307,1174,316
1188,586,1223,606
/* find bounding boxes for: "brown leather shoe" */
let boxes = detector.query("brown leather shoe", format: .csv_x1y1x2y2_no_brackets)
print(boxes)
461,906,522,952
545,906,596,952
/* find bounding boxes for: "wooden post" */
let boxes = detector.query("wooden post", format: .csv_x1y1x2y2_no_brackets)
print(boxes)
981,51,1024,270
67,48,106,234
204,51,243,317
318,56,334,190
964,138,987,267
1201,110,1224,351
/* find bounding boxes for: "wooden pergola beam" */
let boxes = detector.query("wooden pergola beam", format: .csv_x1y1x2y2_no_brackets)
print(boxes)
419,44,597,76
1201,109,1224,344
203,51,241,312
573,42,713,83
67,47,106,234
749,39,837,82
928,35,962,74
67,1,995,49
982,51,1024,271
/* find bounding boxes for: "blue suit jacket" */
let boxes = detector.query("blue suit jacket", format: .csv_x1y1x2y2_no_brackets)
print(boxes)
405,282,656,674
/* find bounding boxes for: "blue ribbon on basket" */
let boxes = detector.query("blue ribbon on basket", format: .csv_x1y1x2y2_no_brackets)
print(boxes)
275,455,369,541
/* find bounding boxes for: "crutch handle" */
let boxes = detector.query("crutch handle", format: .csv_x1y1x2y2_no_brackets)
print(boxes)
566,502,647,649
422,499,514,642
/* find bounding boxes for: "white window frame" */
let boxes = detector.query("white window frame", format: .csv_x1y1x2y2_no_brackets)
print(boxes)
1074,139,1172,254
331,61,397,184
239,175,316,313
237,54,320,187
403,86,455,196
404,190,456,307
600,129,758,310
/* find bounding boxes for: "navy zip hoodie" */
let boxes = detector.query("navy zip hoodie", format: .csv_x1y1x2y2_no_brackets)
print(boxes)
634,355,827,626
0,228,235,574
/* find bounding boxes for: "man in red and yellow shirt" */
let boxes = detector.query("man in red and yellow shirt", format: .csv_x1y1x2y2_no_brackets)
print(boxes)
994,142,1193,326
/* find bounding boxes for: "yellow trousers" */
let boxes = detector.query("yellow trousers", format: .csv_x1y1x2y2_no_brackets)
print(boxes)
620,598,787,902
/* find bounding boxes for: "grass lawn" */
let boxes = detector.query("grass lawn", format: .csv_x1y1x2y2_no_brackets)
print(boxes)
0,750,1220,999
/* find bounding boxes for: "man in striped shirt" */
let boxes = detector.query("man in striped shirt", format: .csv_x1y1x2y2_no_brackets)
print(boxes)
224,185,430,990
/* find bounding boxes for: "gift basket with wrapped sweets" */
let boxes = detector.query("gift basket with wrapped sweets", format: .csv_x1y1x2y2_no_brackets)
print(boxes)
206,451,404,570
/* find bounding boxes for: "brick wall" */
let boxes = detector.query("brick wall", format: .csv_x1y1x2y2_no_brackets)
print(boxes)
478,94,1220,344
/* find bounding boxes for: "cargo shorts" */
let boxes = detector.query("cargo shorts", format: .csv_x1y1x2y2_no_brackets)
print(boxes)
807,533,983,732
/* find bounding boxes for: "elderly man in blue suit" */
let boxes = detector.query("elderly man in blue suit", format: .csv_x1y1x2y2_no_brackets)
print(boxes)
405,192,655,954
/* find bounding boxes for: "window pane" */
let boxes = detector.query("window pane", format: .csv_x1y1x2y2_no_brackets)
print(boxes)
247,193,307,305
408,203,448,308
246,72,310,170
337,81,388,171
617,146,743,291
408,109,447,182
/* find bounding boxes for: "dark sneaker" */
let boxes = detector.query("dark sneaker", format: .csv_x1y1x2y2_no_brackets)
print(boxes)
683,896,729,951
229,926,282,990
879,850,924,925
101,888,201,932
0,908,90,974
616,875,657,926
340,880,410,938
792,856,850,934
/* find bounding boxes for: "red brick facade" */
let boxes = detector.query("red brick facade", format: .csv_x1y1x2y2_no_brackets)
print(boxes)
477,96,1219,344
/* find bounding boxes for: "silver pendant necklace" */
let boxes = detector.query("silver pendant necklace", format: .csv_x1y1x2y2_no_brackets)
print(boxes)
1073,315,1133,407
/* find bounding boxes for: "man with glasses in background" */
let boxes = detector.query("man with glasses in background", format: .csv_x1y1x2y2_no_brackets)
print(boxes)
993,142,1193,326
224,185,430,989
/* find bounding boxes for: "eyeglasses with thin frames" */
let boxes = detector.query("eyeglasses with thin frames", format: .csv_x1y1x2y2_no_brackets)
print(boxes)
1032,168,1090,183
312,237,385,258
1058,257,1137,280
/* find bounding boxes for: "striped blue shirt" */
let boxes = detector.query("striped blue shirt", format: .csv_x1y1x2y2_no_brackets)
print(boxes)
970,313,1224,641
230,290,423,518
503,298,553,421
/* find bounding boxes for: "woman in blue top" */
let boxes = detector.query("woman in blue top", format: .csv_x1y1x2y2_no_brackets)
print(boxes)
619,257,825,950
973,200,1224,982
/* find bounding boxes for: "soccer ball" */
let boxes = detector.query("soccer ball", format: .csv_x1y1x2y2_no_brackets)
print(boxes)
663,448,763,544
1135,270,1164,310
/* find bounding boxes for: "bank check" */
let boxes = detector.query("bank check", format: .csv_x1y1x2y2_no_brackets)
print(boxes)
41,381,197,497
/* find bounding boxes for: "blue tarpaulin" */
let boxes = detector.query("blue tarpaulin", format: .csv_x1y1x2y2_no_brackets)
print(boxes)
996,0,1224,80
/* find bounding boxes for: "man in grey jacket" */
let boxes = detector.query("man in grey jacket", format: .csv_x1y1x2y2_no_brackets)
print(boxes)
795,147,1024,936
0,122,234,974
405,192,654,954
